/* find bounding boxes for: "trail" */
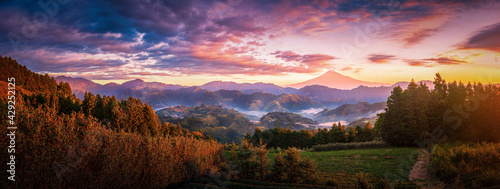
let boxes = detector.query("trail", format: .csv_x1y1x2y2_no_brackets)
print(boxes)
409,149,430,186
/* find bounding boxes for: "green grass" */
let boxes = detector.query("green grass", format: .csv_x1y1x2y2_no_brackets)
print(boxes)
269,147,421,182
311,141,391,151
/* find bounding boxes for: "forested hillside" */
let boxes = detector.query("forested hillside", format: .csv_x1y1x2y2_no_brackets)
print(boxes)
0,56,223,188
260,112,317,130
156,105,260,143
314,101,386,123
377,73,500,146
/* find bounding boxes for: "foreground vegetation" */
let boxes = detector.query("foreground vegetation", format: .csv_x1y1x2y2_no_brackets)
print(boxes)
270,147,420,181
0,56,224,188
215,144,419,188
429,142,500,188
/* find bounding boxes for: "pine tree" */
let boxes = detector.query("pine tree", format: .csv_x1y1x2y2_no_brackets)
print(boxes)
256,139,270,181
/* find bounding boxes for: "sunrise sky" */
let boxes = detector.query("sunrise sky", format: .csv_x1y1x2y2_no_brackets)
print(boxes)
1,0,499,86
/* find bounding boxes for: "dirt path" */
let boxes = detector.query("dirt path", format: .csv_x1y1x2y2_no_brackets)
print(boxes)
409,149,430,186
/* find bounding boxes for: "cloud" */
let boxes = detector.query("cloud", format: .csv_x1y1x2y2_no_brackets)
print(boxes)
405,57,466,67
425,57,466,65
272,51,302,62
367,54,396,63
0,0,494,79
375,1,462,46
405,60,428,67
148,49,337,76
6,49,128,72
341,66,352,71
272,50,337,65
460,22,500,52
403,28,438,46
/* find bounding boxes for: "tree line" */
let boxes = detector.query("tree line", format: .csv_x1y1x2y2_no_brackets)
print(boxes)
245,122,376,149
376,73,500,146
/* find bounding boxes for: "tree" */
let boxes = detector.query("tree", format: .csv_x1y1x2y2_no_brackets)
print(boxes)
354,123,374,142
256,140,270,181
232,139,258,179
82,92,96,115
377,80,432,146
347,127,356,143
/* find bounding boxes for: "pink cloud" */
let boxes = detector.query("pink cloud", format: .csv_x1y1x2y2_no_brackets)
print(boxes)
367,54,396,63
405,57,466,67
385,2,462,46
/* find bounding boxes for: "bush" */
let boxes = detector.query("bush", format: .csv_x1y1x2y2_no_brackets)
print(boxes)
311,141,391,152
353,172,372,189
272,148,319,184
429,142,500,188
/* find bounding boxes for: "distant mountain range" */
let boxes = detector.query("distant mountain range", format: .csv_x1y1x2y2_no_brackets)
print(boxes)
392,80,434,90
56,76,183,99
287,70,389,89
55,71,434,119
200,81,297,95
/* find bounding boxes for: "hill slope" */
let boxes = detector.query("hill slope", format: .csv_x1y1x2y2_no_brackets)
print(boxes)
260,112,317,130
313,101,387,123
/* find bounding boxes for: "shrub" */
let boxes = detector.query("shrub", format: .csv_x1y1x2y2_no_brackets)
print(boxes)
272,148,319,184
429,142,500,188
353,172,372,189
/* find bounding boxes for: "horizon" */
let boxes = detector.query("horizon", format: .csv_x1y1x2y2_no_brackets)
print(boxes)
1,0,499,86
54,70,439,88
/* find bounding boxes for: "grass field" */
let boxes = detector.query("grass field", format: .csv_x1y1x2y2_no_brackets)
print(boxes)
269,147,422,182
211,147,423,188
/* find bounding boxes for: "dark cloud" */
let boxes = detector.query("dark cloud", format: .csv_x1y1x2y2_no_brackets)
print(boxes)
7,50,128,73
0,0,493,77
461,22,500,52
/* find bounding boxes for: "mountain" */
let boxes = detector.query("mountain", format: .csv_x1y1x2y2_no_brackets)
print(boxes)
313,101,387,123
55,75,103,98
296,85,393,108
260,112,317,130
56,75,431,114
142,88,323,112
347,116,378,128
262,94,323,112
155,105,260,143
156,105,252,128
287,70,388,89
200,81,297,95
55,76,184,99
392,80,434,90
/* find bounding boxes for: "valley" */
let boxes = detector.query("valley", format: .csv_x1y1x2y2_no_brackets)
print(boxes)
56,71,419,127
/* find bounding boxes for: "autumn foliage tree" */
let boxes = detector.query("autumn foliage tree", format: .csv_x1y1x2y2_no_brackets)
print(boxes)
0,56,223,188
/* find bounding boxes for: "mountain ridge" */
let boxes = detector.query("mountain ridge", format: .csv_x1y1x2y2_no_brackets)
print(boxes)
55,75,436,113
286,70,389,89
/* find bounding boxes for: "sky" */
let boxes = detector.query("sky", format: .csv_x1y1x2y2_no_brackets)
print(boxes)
1,0,500,86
